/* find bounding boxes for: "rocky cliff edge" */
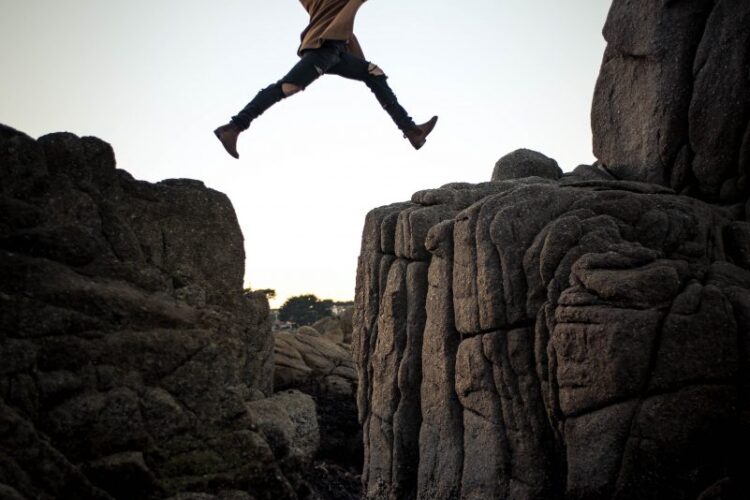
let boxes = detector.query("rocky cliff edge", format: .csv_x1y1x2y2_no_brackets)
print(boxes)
0,124,319,500
354,0,750,498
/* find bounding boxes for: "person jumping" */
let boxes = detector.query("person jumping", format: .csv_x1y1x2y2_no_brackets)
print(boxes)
214,0,438,159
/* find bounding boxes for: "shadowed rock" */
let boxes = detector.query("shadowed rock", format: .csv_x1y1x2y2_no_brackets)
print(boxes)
0,124,318,499
492,149,563,182
273,326,362,498
591,0,750,202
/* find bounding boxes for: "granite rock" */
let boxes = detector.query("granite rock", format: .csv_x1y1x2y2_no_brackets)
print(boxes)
0,124,317,499
354,173,750,500
591,0,750,202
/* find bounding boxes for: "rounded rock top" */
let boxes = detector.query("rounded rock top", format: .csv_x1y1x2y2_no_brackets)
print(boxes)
492,148,563,181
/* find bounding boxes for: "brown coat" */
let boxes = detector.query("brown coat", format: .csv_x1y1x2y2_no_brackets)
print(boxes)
298,0,367,59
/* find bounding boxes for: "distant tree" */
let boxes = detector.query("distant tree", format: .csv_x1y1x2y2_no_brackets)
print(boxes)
278,294,333,326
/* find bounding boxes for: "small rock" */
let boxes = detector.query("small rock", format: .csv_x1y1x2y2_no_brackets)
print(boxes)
491,149,562,181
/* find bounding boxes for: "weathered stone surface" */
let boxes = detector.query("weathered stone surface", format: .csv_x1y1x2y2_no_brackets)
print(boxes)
0,401,112,500
591,0,750,201
274,331,356,397
245,390,320,467
0,124,321,499
492,149,563,182
354,173,749,497
311,311,353,344
364,258,408,498
416,221,463,500
272,329,362,495
566,163,617,182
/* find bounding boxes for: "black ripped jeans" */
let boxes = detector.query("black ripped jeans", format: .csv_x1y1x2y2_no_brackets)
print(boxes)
231,40,417,133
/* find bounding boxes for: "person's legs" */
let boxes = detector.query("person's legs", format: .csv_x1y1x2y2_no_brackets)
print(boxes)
328,52,438,149
231,42,346,130
216,42,437,157
215,41,347,158
328,53,418,134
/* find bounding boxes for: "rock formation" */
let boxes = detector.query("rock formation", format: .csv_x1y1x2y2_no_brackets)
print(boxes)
311,310,354,345
273,322,361,499
591,0,750,202
353,1,750,498
0,124,318,499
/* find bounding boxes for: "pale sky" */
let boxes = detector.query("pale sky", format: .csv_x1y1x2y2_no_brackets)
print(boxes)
1,0,611,308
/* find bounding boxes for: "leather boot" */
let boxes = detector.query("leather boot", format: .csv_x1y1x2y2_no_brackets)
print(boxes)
404,116,438,150
214,123,241,159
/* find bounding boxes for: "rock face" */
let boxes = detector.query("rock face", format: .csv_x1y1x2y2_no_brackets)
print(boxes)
592,0,750,202
312,311,354,345
354,164,750,500
272,317,362,499
354,2,750,498
491,149,562,182
275,331,357,401
0,124,317,499
274,326,362,494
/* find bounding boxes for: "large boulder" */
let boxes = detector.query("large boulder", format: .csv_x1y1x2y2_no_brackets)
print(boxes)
274,331,361,470
311,313,354,344
245,390,320,470
492,149,563,182
353,167,750,498
0,124,315,499
591,0,750,202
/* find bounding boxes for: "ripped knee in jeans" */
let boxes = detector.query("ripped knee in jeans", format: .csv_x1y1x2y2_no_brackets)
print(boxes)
368,63,386,77
281,82,302,96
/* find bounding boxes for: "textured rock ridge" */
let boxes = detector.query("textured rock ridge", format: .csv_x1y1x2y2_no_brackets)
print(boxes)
273,327,362,499
592,0,750,202
354,1,750,498
354,165,750,500
0,124,317,499
274,329,360,464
